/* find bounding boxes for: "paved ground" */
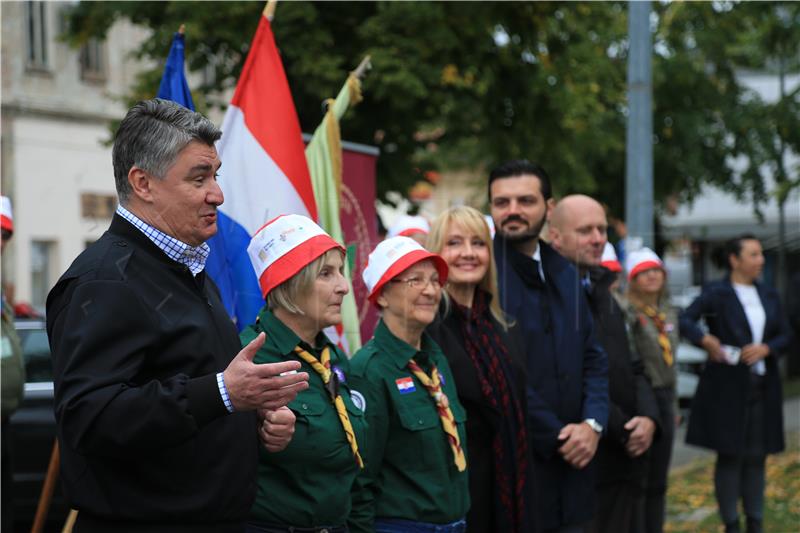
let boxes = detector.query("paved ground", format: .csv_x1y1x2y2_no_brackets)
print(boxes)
671,395,800,470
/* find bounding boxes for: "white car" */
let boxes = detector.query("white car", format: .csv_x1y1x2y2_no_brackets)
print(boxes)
676,341,707,407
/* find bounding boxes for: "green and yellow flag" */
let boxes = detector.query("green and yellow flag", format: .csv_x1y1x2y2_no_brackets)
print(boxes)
305,73,364,354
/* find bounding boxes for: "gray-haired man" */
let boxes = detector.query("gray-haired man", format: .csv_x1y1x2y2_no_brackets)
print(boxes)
47,99,308,532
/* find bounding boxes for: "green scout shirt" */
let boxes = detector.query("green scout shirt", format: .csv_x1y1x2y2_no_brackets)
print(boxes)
626,302,680,390
347,319,469,533
240,308,367,527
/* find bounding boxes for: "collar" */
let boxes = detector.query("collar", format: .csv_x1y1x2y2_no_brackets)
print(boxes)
257,307,333,357
531,242,545,281
373,319,439,370
116,204,210,276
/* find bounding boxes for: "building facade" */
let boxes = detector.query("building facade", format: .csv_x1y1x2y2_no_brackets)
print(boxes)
2,1,149,312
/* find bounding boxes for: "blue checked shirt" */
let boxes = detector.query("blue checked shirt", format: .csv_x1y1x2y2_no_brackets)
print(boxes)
116,204,210,276
116,204,234,413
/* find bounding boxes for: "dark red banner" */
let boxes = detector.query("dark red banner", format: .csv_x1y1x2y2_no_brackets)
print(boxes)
340,144,380,344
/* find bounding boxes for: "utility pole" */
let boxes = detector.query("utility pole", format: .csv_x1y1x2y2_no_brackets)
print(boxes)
625,0,653,252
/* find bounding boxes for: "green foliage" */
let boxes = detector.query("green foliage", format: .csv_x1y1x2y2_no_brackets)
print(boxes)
61,1,799,217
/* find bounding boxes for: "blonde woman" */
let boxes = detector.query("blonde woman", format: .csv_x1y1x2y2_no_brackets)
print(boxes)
426,206,534,533
624,248,678,533
242,214,367,533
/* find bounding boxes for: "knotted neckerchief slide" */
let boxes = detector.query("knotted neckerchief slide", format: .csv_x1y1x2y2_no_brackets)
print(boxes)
406,359,467,472
294,345,364,468
641,305,674,367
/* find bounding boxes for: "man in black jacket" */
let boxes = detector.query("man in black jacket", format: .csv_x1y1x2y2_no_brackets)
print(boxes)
549,195,659,533
47,99,309,532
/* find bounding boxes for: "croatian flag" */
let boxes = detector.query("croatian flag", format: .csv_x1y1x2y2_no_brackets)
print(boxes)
207,11,318,329
395,377,416,394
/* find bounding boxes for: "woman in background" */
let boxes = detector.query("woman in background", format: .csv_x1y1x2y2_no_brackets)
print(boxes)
426,206,534,533
680,235,791,533
625,248,678,533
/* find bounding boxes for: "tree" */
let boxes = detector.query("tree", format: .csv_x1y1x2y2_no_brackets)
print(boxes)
62,1,798,221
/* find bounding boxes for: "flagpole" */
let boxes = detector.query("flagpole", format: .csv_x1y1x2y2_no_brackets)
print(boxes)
352,55,372,80
264,0,277,21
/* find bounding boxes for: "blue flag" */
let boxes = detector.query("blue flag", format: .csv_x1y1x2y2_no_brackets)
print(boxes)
157,32,194,111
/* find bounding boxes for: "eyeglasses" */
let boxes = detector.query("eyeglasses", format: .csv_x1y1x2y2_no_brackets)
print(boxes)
389,276,442,290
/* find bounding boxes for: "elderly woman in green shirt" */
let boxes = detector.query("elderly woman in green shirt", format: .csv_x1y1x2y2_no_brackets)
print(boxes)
241,214,367,533
349,236,469,533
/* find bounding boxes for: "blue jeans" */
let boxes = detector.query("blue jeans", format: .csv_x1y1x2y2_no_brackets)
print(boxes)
374,518,466,533
245,524,347,533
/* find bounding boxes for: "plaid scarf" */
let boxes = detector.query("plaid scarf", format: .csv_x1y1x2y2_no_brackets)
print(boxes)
452,289,529,533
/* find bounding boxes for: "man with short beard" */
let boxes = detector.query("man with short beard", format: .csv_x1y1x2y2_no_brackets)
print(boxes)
489,161,608,533
550,195,659,533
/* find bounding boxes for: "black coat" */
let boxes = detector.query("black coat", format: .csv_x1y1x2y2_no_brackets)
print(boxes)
585,267,659,484
494,238,608,530
46,215,257,527
427,301,539,533
679,278,792,455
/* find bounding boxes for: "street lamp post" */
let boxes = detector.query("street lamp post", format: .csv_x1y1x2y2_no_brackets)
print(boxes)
625,0,654,252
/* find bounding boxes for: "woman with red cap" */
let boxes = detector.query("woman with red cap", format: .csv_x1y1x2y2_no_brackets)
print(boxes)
241,214,367,533
624,247,678,533
348,236,469,533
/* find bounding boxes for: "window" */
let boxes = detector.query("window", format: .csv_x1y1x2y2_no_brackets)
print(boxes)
25,1,49,69
80,38,106,81
81,193,116,219
30,240,57,312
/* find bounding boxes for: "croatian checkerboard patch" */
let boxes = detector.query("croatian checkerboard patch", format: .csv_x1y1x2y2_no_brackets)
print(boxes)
395,376,416,394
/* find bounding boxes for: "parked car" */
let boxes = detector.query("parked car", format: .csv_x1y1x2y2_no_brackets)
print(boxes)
675,341,707,408
9,318,67,532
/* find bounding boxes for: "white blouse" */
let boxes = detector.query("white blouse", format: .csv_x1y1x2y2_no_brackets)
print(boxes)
732,283,766,376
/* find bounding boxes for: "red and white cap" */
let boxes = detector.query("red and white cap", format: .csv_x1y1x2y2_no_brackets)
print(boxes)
600,242,622,272
247,214,344,298
362,236,448,303
387,215,430,239
625,247,664,280
1,196,13,233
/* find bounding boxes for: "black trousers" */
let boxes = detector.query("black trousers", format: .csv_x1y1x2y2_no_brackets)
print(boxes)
588,480,639,533
2,420,14,533
714,374,767,526
638,387,675,533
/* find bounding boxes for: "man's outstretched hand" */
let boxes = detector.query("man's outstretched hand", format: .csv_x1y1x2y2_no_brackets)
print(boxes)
223,333,309,411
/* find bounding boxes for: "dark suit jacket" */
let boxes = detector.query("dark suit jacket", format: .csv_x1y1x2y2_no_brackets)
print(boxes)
46,215,257,527
494,237,608,530
679,278,791,455
585,267,659,485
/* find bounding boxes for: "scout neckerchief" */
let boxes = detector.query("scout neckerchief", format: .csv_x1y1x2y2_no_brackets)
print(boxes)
406,358,467,472
641,305,674,367
294,345,364,468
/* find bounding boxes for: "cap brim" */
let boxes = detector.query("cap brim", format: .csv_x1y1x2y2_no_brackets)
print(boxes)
628,260,663,281
259,234,345,298
368,249,448,303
